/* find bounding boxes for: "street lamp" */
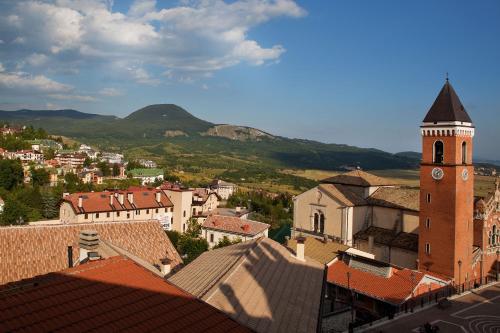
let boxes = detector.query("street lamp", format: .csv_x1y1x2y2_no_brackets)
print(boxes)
458,260,462,294
496,250,499,282
347,271,354,325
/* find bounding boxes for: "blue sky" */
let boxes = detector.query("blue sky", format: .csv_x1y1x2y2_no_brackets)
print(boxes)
0,0,499,159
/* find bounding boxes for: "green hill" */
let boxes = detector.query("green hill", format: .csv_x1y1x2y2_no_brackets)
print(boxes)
0,104,419,190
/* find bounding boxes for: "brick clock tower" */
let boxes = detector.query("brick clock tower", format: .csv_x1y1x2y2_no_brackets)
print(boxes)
419,79,474,284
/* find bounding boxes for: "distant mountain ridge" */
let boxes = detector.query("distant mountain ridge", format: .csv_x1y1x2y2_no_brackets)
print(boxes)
0,104,419,171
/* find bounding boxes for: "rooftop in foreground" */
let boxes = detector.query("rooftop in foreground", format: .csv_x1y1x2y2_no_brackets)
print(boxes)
0,256,250,333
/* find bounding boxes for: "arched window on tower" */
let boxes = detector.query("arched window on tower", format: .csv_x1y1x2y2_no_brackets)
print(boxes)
462,141,467,164
313,213,319,233
319,213,325,234
434,141,444,164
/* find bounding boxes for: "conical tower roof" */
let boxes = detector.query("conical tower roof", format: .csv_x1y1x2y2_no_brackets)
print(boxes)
423,80,472,123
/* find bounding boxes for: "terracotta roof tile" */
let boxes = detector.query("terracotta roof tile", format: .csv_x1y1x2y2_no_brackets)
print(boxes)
0,220,182,286
321,170,396,187
202,215,270,237
63,188,173,214
0,257,251,332
367,186,419,211
286,236,349,264
354,226,418,252
318,183,366,206
327,255,445,305
169,238,324,333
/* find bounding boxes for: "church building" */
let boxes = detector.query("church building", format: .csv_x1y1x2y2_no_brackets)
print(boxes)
293,79,500,284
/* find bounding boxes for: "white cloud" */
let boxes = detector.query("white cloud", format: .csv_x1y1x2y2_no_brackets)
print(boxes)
0,71,72,93
0,1,305,79
48,93,97,102
26,53,49,67
99,87,123,96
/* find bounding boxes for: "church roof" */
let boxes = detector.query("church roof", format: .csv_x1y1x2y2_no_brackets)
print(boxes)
423,80,472,123
321,170,396,187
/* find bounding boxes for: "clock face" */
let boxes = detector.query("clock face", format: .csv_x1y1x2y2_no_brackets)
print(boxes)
431,167,444,180
462,168,469,181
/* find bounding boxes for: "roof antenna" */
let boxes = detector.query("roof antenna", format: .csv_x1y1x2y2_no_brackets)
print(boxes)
445,72,449,82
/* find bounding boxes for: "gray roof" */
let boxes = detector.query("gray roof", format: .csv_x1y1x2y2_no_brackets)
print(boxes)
169,238,325,333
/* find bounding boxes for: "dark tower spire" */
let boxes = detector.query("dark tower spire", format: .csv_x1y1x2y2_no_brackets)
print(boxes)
423,81,472,123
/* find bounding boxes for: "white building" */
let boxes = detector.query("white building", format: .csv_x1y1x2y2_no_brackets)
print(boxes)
209,179,238,200
201,215,269,248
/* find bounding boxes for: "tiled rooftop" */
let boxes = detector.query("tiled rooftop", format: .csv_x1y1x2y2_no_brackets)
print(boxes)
169,238,324,333
0,256,251,333
63,187,173,214
354,226,418,252
367,186,419,211
327,255,444,305
286,236,348,264
0,220,182,286
202,215,270,237
321,170,396,187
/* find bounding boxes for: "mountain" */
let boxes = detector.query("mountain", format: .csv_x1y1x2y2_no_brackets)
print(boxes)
0,104,419,174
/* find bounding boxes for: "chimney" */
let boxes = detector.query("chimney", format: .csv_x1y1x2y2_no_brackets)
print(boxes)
296,237,305,261
368,235,374,253
242,224,250,233
67,246,73,268
78,196,83,208
235,206,241,213
110,194,114,206
118,193,124,205
63,192,69,198
156,191,161,203
160,258,172,276
127,192,134,204
79,230,100,262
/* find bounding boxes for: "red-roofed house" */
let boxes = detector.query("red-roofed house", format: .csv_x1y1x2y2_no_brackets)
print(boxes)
60,188,174,229
201,215,270,248
0,256,251,333
324,252,449,327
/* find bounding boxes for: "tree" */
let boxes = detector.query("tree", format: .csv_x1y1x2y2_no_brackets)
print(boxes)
0,159,24,190
184,218,202,238
213,236,242,249
97,161,111,176
41,190,60,219
31,167,50,187
112,163,120,177
166,230,181,248
83,157,92,168
0,199,29,225
44,148,55,160
177,235,208,264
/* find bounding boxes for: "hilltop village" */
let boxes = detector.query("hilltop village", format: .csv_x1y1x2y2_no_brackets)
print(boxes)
0,81,499,332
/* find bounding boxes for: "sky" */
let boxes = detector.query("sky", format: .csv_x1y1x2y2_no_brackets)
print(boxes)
0,0,499,159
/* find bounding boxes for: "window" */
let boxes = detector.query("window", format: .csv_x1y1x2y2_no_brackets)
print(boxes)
155,208,159,213
183,223,186,232
127,213,130,219
107,212,110,218
210,234,214,243
461,141,467,164
313,213,319,233
183,210,186,217
117,211,120,217
319,214,325,234
433,140,444,163
84,214,88,220
426,218,431,228
170,207,173,212
96,213,99,219
193,208,196,215
146,209,149,214
427,193,431,203
425,243,431,254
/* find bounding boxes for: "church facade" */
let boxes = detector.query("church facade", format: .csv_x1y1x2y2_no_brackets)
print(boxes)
293,80,500,283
